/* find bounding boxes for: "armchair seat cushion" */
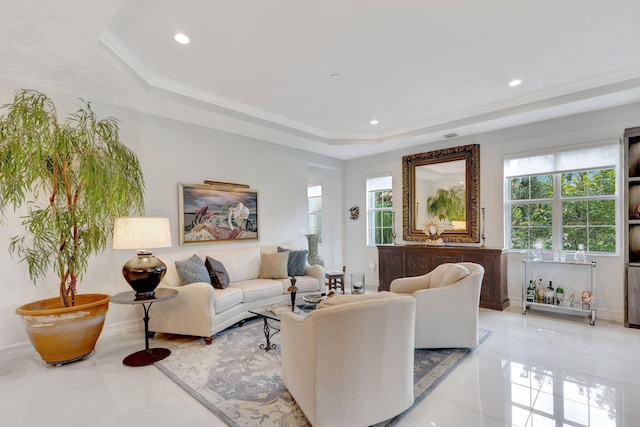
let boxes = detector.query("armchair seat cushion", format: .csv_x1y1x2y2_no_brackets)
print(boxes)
316,290,397,309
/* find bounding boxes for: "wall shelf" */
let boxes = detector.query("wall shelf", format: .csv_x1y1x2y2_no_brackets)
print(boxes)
625,126,640,327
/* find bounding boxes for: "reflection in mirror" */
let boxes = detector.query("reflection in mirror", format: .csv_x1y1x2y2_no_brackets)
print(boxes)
402,144,479,243
414,160,467,232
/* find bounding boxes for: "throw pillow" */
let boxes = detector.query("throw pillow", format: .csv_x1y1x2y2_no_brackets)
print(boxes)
205,256,230,289
175,254,211,285
278,247,309,276
259,251,289,279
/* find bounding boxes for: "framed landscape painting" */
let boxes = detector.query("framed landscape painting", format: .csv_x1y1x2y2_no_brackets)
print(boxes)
179,183,258,244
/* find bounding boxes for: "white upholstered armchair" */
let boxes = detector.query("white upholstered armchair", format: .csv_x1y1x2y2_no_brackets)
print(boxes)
280,292,416,427
390,262,484,349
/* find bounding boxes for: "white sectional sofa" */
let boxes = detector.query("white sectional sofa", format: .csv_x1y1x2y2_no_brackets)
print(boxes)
148,244,324,343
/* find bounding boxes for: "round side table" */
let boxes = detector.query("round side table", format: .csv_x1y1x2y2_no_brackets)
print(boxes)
111,288,178,367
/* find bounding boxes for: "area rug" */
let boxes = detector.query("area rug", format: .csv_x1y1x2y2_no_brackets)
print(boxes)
155,319,491,427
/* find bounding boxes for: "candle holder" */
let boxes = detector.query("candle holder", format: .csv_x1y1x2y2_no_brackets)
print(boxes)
351,273,365,294
481,207,487,247
392,211,397,244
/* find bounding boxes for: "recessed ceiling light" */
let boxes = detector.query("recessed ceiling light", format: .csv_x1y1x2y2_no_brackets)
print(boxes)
174,33,190,44
508,79,522,87
370,119,379,125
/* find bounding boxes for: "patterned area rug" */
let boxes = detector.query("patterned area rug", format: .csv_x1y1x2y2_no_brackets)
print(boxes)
155,319,491,427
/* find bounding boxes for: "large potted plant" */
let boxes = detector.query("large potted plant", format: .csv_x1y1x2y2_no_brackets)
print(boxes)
0,89,145,365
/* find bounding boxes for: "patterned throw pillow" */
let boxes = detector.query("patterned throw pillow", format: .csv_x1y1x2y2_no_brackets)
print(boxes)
278,247,309,276
205,256,230,289
259,251,289,279
175,254,211,285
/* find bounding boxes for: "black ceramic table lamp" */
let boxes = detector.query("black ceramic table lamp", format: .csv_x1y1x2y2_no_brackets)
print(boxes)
112,217,172,298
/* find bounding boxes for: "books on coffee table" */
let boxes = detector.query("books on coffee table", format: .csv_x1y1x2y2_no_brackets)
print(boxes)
269,303,300,315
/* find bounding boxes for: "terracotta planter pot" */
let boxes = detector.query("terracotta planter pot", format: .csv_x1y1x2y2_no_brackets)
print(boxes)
15,293,110,365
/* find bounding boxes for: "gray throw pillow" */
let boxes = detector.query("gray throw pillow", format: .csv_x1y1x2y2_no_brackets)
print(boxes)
175,254,211,285
278,247,308,276
205,256,230,289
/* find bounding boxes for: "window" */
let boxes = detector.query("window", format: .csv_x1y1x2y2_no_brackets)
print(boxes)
367,175,393,245
307,184,322,237
504,141,619,254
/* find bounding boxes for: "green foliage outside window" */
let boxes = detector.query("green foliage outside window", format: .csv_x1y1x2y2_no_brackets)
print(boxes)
509,175,553,200
562,169,616,197
369,190,393,245
510,202,553,249
507,168,616,253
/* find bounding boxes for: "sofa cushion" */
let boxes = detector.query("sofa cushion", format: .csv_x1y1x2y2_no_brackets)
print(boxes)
230,279,284,303
201,247,261,283
278,247,308,276
259,251,289,279
317,291,397,309
205,256,230,289
429,263,470,288
277,275,319,293
213,286,244,314
175,254,211,285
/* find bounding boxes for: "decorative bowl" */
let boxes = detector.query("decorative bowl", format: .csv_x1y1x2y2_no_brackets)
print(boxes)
303,294,325,304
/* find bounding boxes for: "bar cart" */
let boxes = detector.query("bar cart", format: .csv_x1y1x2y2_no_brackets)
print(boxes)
522,259,596,325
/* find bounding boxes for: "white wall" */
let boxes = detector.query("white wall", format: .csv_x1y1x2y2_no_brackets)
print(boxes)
343,102,640,323
2,78,639,351
307,163,344,271
0,80,343,350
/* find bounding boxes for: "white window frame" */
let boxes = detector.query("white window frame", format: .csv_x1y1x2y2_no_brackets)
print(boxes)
503,140,621,255
366,174,393,246
307,183,322,238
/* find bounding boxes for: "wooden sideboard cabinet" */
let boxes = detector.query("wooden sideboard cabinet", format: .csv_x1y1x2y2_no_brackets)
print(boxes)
377,245,509,311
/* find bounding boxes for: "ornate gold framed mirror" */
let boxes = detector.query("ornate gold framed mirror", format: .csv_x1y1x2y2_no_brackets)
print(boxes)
402,144,479,243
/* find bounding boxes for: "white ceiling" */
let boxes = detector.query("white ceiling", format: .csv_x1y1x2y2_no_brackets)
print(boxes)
1,0,640,159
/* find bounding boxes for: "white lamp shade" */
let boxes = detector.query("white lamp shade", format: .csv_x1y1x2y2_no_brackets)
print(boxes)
112,217,172,250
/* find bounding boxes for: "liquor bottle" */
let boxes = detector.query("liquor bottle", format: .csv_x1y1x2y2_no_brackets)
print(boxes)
526,280,535,303
535,279,545,303
555,285,564,305
544,281,555,305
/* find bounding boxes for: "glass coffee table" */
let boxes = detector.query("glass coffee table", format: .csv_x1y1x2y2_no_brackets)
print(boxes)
249,300,315,351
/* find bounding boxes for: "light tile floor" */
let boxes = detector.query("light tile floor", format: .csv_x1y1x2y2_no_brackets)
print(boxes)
2,306,640,426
